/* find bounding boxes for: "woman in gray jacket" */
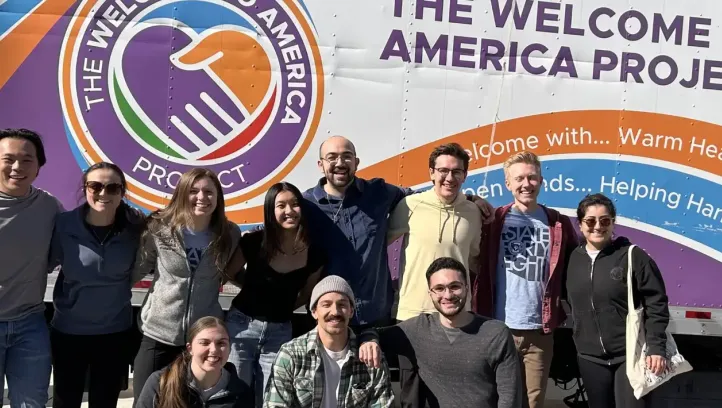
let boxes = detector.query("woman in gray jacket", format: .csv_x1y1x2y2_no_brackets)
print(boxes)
48,161,144,408
131,168,240,404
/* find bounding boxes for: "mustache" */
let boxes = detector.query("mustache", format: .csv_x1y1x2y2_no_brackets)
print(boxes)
324,314,345,322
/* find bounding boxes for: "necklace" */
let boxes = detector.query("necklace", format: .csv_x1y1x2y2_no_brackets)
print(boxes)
280,246,307,256
279,242,308,256
90,226,112,244
326,193,345,223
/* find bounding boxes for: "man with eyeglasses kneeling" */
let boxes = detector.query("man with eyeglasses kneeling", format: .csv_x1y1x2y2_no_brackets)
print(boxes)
358,257,522,408
385,142,484,407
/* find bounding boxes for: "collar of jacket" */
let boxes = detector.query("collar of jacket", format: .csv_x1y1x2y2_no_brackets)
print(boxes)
311,176,365,202
186,362,249,401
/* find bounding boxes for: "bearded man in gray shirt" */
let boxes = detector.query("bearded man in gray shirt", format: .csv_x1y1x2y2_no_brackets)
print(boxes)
359,257,523,408
0,129,63,407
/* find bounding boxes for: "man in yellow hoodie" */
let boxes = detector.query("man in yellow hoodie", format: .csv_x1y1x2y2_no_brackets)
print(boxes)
387,142,482,407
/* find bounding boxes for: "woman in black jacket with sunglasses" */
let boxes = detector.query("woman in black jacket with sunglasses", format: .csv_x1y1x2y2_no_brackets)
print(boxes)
48,162,144,408
565,193,670,408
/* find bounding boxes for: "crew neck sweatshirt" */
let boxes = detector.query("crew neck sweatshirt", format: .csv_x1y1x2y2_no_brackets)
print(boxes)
0,187,63,320
370,313,522,408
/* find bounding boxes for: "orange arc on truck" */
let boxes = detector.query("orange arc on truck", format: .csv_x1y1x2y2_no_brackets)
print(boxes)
229,110,722,224
0,0,77,89
59,0,325,222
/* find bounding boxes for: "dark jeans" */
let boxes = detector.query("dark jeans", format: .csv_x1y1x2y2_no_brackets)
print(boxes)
577,356,647,408
398,354,436,408
132,335,185,405
51,328,133,408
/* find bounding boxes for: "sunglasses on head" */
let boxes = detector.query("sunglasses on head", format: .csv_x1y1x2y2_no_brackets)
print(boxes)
582,217,613,228
85,181,123,195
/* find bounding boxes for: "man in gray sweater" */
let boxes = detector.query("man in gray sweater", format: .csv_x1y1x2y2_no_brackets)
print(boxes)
359,257,523,408
0,129,63,407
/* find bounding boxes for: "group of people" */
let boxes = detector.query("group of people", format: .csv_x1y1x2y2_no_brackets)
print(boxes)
0,127,671,408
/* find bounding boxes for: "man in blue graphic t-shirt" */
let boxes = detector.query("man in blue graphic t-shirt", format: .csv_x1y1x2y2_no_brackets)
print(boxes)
473,151,578,408
495,206,551,326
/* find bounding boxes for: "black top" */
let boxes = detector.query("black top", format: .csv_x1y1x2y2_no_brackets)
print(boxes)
231,230,325,322
85,222,114,244
565,236,669,363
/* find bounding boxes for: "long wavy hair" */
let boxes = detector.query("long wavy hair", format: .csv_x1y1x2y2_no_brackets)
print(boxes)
260,182,309,260
141,168,233,273
156,317,229,408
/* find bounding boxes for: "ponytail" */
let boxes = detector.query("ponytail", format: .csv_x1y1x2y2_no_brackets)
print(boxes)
156,352,191,408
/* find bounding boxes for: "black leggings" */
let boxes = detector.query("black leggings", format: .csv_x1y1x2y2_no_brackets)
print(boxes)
132,335,185,405
51,328,134,408
577,356,647,408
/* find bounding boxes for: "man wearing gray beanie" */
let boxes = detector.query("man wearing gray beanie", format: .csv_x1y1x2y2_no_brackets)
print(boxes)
263,276,394,407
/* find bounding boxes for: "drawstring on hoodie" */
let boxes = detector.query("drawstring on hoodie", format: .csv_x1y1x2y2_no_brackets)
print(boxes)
437,199,459,244
410,190,462,244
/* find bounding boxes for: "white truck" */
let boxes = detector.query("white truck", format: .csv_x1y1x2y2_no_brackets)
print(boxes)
2,0,721,405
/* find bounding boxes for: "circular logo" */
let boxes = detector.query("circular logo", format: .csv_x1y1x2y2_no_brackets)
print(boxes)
60,0,323,214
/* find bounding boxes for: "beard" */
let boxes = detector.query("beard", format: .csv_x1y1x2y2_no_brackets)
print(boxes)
434,295,466,318
325,167,354,188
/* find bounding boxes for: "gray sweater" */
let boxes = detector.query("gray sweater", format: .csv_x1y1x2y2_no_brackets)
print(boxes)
370,313,522,408
0,187,62,321
133,222,240,346
49,203,144,335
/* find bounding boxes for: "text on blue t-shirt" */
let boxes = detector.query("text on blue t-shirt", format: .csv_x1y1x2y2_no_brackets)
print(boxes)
494,206,550,329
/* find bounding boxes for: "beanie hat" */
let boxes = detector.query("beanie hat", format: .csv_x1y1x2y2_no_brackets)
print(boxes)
310,275,355,309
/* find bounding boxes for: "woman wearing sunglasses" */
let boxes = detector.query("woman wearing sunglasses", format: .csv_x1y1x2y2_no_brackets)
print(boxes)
48,161,145,408
564,193,670,408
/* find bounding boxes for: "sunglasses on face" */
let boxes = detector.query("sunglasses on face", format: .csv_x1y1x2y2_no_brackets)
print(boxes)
582,217,614,228
85,181,123,195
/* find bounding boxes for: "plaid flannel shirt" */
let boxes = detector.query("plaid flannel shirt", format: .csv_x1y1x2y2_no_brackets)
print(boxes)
262,328,394,408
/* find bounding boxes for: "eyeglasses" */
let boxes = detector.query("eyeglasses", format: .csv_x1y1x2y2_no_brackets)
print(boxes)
85,181,123,195
429,282,465,295
434,167,465,179
321,153,355,164
582,217,614,228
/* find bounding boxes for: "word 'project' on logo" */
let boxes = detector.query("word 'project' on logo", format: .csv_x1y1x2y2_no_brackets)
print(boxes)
60,0,323,209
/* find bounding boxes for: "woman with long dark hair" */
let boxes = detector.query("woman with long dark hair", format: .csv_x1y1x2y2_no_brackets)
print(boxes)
131,168,241,404
136,316,253,408
565,193,670,408
48,161,144,408
224,182,324,406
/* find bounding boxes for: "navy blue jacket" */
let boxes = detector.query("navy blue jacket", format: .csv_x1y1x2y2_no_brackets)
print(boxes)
49,202,144,335
302,177,410,326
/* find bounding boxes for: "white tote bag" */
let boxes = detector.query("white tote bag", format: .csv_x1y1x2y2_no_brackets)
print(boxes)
625,245,693,399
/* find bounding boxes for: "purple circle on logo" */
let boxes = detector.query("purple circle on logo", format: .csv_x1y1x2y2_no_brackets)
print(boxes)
72,0,316,197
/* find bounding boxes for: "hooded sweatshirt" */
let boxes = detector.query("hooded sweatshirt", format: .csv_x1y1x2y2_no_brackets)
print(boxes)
388,189,482,321
0,187,63,321
565,236,670,363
